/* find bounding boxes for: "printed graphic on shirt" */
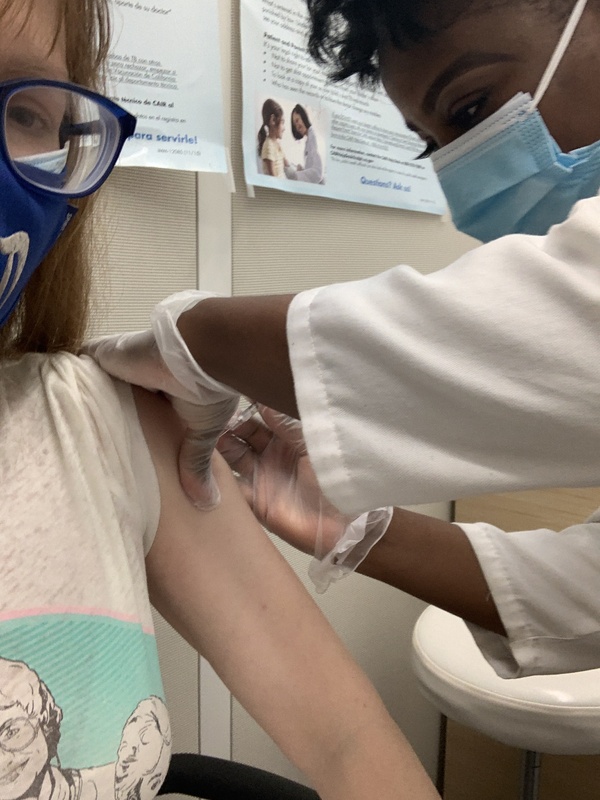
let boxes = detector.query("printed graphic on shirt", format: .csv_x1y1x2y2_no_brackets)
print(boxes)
113,697,171,800
0,657,170,800
0,616,170,800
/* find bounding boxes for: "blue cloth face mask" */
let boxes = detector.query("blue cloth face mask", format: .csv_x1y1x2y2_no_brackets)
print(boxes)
0,78,137,329
0,157,75,328
431,0,598,242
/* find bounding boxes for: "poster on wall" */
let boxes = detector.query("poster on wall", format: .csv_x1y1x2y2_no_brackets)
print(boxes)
109,0,227,173
240,0,446,214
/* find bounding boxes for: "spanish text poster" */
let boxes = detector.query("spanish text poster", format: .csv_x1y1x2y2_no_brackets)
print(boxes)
240,0,446,213
109,0,227,173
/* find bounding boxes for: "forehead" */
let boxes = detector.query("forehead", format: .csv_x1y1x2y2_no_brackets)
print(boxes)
0,703,22,722
0,0,67,81
379,6,552,113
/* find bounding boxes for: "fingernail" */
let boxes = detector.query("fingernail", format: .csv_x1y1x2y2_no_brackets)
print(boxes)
192,478,222,511
180,470,222,511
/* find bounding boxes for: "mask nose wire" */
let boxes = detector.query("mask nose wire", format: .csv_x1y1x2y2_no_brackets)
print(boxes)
532,0,589,109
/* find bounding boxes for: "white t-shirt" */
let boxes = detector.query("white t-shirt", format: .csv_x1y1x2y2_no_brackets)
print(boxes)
261,137,285,177
0,353,171,800
287,193,600,677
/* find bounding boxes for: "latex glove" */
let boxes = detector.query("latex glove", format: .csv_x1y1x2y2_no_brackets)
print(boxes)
218,405,393,592
85,291,240,509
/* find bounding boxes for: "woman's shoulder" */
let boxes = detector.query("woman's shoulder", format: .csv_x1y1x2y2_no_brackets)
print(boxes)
0,351,143,474
0,351,164,553
0,350,116,390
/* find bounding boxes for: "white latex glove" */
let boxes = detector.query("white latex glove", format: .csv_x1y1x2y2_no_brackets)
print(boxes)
85,291,240,509
218,405,393,592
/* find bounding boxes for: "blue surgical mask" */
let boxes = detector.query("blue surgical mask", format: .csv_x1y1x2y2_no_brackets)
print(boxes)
0,157,75,328
431,0,598,243
14,148,70,176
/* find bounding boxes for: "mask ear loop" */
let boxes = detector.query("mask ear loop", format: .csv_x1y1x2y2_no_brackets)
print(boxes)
532,0,588,109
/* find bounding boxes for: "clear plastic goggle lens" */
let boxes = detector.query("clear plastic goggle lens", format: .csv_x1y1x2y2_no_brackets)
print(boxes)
4,85,121,195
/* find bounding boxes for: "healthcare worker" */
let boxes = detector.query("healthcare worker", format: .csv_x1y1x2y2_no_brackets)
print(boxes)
90,0,600,679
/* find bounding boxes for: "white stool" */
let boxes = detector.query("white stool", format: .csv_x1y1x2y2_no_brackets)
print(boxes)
412,605,600,800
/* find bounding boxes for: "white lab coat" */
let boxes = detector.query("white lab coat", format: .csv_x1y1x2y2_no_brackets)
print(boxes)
286,127,323,183
287,192,600,677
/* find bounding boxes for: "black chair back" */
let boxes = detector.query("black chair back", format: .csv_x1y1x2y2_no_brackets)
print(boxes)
158,753,320,800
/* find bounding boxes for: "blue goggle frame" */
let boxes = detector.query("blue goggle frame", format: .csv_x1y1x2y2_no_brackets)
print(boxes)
0,78,137,198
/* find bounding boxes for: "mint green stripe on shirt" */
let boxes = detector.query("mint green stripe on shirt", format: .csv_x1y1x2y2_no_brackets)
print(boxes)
0,614,165,767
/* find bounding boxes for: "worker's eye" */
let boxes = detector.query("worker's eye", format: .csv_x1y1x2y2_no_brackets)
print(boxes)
449,94,490,132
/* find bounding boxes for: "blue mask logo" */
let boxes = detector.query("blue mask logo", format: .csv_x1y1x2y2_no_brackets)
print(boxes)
0,231,30,319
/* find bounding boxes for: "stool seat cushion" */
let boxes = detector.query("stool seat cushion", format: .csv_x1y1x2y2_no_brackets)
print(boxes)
412,605,600,754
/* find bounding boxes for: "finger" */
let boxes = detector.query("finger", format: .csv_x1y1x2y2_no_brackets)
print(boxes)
257,404,306,448
178,439,221,510
217,432,258,480
234,473,255,509
228,415,274,454
217,430,251,463
179,465,222,510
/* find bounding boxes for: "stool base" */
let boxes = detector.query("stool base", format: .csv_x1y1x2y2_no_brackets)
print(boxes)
520,750,541,800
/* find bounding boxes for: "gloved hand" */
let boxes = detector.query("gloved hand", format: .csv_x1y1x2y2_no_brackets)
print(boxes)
85,291,240,510
218,405,393,592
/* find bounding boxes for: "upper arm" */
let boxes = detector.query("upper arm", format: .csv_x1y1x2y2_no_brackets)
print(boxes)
132,386,308,654
131,388,438,798
131,388,376,771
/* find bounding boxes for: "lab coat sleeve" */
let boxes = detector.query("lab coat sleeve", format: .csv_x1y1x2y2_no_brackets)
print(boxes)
290,128,323,183
287,194,600,517
457,513,600,677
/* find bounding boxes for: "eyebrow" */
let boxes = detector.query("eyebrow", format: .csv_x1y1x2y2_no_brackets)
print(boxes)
422,51,519,115
2,59,69,82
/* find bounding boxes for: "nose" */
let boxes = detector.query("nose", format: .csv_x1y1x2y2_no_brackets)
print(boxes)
0,751,15,776
122,744,137,763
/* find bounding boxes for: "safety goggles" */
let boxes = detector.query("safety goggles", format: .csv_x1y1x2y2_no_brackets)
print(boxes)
0,79,137,198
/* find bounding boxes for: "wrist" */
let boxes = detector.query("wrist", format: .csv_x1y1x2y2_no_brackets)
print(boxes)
314,713,437,800
309,506,393,593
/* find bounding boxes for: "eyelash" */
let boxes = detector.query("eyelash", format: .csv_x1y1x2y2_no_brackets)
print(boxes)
415,94,490,160
416,141,437,160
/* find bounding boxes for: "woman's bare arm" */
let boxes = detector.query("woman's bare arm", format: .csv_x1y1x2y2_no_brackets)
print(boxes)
134,387,439,800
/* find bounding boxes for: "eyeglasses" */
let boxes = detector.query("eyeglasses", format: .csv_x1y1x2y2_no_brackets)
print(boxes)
0,79,137,198
0,716,40,752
